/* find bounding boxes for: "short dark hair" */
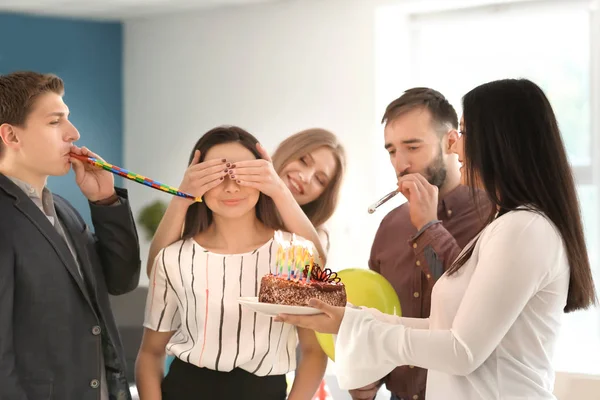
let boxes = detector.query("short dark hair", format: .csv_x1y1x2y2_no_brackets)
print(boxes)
182,126,284,239
450,78,597,313
0,71,65,158
381,87,458,134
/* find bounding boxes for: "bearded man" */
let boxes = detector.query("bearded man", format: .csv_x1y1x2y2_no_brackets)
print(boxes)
351,88,491,400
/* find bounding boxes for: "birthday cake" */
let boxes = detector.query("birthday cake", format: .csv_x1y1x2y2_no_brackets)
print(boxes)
258,264,347,307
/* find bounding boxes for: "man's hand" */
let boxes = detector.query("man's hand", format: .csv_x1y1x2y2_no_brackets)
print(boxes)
397,173,439,230
349,380,382,400
69,146,116,202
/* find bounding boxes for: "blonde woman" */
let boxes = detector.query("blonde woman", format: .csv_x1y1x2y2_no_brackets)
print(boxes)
270,128,346,251
146,128,346,277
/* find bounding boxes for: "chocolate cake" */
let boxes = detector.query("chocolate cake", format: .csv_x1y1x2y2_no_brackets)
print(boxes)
258,264,347,307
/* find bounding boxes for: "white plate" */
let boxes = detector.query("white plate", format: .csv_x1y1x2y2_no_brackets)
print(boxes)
238,297,323,317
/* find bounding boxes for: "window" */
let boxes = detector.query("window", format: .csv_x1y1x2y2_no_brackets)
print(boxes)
376,0,600,374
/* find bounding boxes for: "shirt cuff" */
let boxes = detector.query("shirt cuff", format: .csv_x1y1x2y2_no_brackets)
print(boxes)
411,220,442,241
335,307,397,390
90,192,121,206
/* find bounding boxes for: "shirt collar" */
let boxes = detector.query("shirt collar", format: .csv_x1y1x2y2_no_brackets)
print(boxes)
6,176,56,220
6,176,49,199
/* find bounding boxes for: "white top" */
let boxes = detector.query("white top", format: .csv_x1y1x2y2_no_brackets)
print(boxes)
335,210,570,400
144,231,299,376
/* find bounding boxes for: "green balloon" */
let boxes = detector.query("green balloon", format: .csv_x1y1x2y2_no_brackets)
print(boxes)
316,268,401,361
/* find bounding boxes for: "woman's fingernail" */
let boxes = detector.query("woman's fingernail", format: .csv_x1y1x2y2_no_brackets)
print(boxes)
226,163,231,168
230,175,236,179
236,180,241,184
230,164,236,168
222,159,227,162
228,170,234,175
220,177,224,181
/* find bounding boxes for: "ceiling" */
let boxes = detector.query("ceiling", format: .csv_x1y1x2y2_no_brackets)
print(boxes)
0,0,287,20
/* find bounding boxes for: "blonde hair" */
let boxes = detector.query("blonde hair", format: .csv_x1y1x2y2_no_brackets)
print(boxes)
272,128,346,228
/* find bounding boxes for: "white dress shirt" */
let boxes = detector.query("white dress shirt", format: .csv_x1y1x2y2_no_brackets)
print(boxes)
335,209,569,400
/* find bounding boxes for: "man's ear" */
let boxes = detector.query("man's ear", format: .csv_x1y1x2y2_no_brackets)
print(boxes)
444,129,459,154
0,123,20,151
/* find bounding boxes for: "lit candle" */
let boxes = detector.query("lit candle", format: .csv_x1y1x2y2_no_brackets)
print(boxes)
276,247,282,276
300,247,308,283
306,246,314,283
295,245,303,281
282,244,287,277
286,240,294,280
274,231,283,276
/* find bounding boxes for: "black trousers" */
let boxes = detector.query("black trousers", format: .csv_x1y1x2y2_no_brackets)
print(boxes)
161,357,288,400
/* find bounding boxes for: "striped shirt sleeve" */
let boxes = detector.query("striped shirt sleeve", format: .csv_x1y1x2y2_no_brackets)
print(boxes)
144,248,181,332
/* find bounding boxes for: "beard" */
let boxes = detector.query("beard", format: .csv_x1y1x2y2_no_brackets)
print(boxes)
401,146,447,188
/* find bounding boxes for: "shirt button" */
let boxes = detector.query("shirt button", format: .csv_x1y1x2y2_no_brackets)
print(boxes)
409,365,415,368
426,274,431,279
416,260,421,266
447,209,453,216
90,379,99,389
92,326,101,336
28,187,35,194
412,243,417,249
413,395,419,400
413,292,420,298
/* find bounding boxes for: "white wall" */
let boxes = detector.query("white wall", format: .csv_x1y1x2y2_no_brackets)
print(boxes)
124,0,395,286
123,0,544,286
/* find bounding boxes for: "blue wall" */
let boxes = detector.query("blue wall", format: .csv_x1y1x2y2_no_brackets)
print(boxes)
0,13,122,225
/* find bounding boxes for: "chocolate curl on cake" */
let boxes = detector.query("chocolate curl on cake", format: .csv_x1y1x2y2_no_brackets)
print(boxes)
302,264,341,283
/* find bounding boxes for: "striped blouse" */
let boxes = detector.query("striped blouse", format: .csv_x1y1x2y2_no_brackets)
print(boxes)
144,231,298,376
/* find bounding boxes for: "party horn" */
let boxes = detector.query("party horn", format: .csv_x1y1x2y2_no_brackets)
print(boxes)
367,189,398,214
70,153,202,202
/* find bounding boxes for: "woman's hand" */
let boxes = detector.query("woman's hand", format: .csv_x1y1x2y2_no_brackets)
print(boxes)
228,143,287,199
178,150,229,203
275,299,345,334
233,142,328,263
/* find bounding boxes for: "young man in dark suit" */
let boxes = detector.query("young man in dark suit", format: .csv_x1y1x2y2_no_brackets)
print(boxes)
0,71,141,400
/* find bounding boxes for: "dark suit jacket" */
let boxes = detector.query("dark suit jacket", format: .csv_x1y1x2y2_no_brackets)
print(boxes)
0,174,141,400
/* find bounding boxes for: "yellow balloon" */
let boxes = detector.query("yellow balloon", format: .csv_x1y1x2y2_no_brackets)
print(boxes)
316,268,401,361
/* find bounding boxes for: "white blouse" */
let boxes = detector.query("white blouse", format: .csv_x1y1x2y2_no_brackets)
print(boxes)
144,232,299,376
335,210,570,399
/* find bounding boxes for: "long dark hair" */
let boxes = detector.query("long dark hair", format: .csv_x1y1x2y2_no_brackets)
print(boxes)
182,126,283,239
450,78,597,312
